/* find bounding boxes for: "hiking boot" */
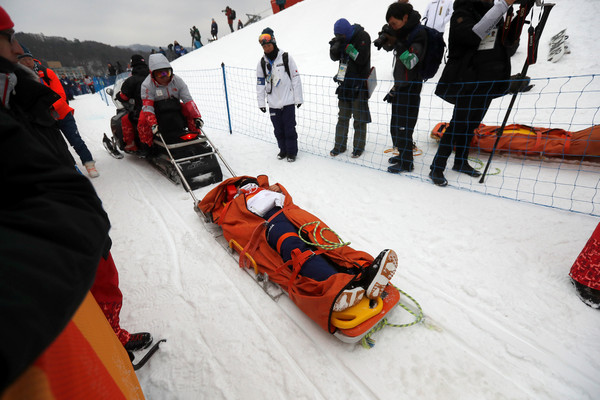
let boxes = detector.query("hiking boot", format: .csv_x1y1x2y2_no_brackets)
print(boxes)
333,287,365,312
452,163,481,177
84,161,99,178
287,155,296,162
124,332,153,351
277,151,287,160
429,170,448,186
387,163,414,174
330,147,346,157
365,249,398,299
351,149,363,158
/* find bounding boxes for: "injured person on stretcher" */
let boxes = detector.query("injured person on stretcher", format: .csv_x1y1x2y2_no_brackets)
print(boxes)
199,175,399,333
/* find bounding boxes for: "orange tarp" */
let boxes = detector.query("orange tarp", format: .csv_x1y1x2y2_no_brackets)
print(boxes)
432,123,600,161
199,175,374,333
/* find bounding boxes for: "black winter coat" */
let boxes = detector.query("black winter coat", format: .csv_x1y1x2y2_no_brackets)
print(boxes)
435,0,516,103
330,24,371,101
0,57,111,391
391,10,427,85
120,62,149,118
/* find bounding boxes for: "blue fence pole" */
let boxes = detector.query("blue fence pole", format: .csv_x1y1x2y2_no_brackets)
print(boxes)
221,62,233,134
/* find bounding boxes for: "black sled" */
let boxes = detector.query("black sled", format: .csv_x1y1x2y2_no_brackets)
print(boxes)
103,92,223,191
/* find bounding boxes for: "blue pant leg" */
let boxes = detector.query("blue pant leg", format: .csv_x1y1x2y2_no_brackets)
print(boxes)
269,108,286,153
281,104,298,157
58,113,94,164
266,212,340,281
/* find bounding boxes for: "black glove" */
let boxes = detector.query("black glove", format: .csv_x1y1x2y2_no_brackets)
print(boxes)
383,87,396,103
296,104,302,109
260,107,266,113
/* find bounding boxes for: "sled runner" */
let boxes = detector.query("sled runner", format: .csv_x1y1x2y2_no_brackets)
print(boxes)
196,175,423,346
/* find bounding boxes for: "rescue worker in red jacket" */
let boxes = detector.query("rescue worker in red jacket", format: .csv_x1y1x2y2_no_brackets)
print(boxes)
138,53,203,148
17,46,99,178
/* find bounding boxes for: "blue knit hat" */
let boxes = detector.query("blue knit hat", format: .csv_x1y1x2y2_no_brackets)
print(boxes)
18,45,33,60
334,18,353,40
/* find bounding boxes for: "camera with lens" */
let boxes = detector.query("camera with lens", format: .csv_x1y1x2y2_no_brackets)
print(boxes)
329,35,346,61
373,24,396,51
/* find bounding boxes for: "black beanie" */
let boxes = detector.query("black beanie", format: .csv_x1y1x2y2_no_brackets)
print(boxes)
130,54,145,66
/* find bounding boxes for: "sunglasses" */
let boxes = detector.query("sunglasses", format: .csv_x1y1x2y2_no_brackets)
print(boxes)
258,33,273,45
0,30,15,44
154,69,172,78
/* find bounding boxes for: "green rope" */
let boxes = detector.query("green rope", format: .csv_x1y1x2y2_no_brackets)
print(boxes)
298,221,350,250
360,286,424,349
469,157,501,176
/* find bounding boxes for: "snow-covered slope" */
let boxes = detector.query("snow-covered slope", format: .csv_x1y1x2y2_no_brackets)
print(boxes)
67,0,600,398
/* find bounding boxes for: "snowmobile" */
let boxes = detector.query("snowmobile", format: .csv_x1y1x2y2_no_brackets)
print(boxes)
103,85,225,191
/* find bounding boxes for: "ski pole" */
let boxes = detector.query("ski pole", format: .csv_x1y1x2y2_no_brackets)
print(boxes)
479,2,554,183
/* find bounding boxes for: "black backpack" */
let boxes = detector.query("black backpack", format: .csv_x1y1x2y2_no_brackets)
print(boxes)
405,25,446,81
230,9,236,20
260,52,291,79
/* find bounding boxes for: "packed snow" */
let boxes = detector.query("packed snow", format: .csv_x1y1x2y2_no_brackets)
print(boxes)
64,0,599,398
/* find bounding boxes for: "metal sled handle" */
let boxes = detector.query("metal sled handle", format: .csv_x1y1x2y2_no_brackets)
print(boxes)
155,132,199,204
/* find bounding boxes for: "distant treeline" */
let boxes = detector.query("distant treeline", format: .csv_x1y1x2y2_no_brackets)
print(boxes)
15,32,154,77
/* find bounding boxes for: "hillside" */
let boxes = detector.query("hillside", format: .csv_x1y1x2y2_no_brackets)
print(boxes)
14,32,152,77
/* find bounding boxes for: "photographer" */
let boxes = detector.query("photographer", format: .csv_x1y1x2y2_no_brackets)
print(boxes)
329,18,371,158
377,2,427,173
429,0,527,186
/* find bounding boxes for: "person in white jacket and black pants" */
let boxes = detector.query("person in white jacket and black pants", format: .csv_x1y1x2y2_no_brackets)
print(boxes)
256,28,303,162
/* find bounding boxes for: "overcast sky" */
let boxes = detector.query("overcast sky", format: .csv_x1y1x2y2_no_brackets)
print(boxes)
4,0,274,48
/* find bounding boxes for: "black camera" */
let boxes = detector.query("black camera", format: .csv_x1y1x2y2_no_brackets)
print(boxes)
373,24,396,51
329,35,345,55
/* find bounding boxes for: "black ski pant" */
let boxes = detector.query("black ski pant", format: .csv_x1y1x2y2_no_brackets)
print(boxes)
390,82,422,168
431,93,492,172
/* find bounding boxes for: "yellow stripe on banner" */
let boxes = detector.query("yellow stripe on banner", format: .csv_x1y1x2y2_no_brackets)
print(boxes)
72,293,145,400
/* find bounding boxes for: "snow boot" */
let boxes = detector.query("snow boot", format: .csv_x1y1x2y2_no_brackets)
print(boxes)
388,155,402,164
124,332,153,351
287,155,296,162
330,146,346,157
364,249,398,299
277,151,287,160
351,149,363,158
452,163,481,177
571,279,600,309
429,170,448,186
84,161,99,178
333,287,366,312
388,163,414,174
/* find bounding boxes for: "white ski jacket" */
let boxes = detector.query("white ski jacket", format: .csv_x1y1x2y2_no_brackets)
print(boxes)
256,50,303,109
423,0,454,33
